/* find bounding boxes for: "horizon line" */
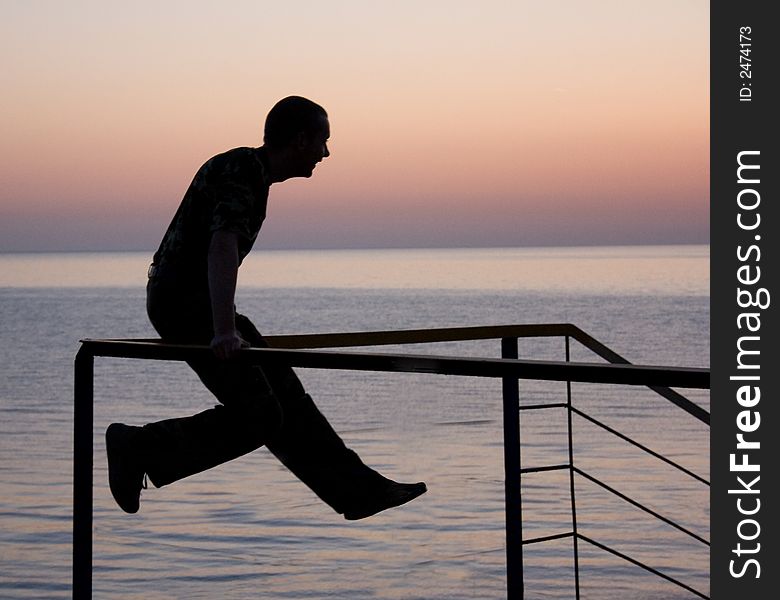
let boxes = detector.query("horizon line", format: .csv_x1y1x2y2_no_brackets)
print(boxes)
0,241,711,256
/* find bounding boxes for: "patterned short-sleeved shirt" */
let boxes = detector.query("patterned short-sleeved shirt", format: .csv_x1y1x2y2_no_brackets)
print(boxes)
152,147,270,290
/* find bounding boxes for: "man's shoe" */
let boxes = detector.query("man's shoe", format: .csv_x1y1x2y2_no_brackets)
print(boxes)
106,423,146,514
343,480,427,521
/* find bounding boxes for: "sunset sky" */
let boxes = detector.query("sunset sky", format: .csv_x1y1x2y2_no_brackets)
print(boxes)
0,1,709,252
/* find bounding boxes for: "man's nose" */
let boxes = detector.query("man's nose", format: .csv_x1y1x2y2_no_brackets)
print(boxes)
323,144,330,158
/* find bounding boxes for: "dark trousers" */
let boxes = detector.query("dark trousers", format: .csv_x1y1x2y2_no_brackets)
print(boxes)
143,278,385,515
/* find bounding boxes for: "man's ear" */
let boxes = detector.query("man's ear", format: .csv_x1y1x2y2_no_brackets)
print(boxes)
295,131,309,149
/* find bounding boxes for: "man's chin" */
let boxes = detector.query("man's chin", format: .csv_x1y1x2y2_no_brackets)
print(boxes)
290,164,317,179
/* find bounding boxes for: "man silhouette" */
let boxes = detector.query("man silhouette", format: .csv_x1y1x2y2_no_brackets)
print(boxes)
106,96,426,519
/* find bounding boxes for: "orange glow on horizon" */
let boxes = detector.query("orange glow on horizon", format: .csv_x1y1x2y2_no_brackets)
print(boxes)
0,1,709,251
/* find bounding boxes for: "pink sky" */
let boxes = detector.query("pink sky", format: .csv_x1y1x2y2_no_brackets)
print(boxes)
0,1,709,251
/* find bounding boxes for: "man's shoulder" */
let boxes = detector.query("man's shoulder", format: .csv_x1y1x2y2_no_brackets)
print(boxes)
204,146,261,169
196,146,266,185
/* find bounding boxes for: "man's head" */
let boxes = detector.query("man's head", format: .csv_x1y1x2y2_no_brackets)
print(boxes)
263,96,330,180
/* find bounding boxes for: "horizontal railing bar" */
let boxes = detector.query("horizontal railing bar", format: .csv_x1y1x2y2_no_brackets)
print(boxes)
573,468,709,546
79,340,710,389
577,534,709,599
115,324,581,350
520,464,570,475
571,407,710,486
519,402,568,411
522,531,574,545
265,323,580,348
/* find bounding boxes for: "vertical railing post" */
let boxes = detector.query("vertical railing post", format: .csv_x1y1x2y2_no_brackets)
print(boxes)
501,337,523,600
565,335,580,599
73,346,94,600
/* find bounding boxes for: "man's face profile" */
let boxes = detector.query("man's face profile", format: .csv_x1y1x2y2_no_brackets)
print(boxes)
295,117,330,178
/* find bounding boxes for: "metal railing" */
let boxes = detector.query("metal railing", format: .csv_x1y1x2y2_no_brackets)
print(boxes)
73,323,710,599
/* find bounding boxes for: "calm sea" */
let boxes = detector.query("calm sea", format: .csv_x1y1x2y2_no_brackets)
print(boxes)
0,246,710,599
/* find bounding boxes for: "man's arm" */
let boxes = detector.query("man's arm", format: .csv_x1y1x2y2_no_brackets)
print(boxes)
207,229,245,360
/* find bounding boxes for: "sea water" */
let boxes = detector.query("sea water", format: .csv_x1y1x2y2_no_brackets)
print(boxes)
0,246,709,599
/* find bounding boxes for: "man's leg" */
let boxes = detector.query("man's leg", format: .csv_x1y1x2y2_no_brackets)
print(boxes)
234,314,427,519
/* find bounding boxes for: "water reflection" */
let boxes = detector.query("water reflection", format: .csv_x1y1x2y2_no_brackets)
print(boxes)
0,245,709,295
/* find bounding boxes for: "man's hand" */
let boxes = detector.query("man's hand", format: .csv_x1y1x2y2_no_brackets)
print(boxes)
210,331,248,361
